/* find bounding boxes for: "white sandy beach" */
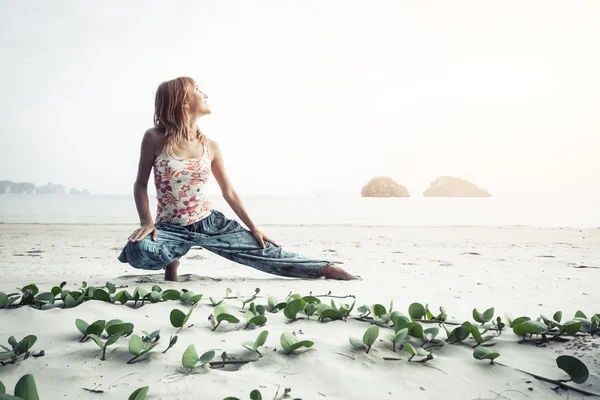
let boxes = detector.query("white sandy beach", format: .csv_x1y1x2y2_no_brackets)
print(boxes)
0,224,598,399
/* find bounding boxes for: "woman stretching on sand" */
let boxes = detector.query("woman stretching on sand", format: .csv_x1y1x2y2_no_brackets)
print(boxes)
118,77,357,282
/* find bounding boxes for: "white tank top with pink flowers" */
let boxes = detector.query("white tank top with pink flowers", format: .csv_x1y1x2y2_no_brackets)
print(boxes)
153,143,212,226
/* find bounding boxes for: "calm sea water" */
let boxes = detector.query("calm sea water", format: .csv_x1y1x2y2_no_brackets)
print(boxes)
0,194,598,228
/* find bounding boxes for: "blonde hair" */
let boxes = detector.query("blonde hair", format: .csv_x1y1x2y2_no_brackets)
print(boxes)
153,77,206,153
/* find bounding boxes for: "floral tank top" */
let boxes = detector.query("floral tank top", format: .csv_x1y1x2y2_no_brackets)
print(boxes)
153,143,212,226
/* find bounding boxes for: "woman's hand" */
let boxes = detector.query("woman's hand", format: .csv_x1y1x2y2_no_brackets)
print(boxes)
129,223,158,242
251,229,280,249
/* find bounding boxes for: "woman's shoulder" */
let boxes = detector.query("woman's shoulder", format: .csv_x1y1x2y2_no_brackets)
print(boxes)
144,126,166,139
141,127,166,156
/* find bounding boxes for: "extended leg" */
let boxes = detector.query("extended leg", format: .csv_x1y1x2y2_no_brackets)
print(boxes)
189,210,358,280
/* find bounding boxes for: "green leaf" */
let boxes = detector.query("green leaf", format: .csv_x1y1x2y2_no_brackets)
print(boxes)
371,304,387,318
426,308,435,320
128,386,149,400
393,314,412,330
21,284,39,297
105,319,124,334
209,297,223,306
143,330,160,340
188,294,203,303
8,337,17,349
250,389,262,400
120,323,134,336
88,334,105,349
556,355,589,384
255,330,268,350
267,296,279,311
161,289,181,301
114,290,129,304
423,327,439,341
0,380,5,394
248,316,267,327
0,351,13,361
106,322,132,337
404,343,429,357
128,334,144,356
574,310,587,319
170,309,186,328
408,302,427,320
319,308,344,321
217,313,240,324
573,317,592,333
13,374,39,400
148,291,161,303
51,286,62,296
133,287,148,299
513,320,548,336
280,332,313,353
180,292,202,304
339,300,356,317
304,303,317,317
473,307,494,324
182,344,198,369
14,336,37,355
363,325,379,346
284,299,306,320
214,305,227,318
510,316,531,327
553,311,563,323
198,350,215,366
562,320,582,334
406,322,424,339
473,347,500,361
106,282,116,294
349,337,366,349
64,293,76,308
93,289,112,303
34,292,55,305
447,326,470,344
106,331,123,347
151,285,162,293
75,319,89,335
0,292,8,309
302,296,321,305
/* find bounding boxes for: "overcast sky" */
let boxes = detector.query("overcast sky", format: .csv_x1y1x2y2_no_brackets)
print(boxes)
1,1,598,198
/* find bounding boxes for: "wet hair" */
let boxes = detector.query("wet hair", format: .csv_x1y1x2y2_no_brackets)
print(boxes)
153,76,205,152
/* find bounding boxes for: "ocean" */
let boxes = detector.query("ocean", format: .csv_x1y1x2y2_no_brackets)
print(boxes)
0,194,598,228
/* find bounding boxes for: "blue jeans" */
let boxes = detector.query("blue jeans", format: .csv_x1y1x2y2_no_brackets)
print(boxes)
118,210,331,278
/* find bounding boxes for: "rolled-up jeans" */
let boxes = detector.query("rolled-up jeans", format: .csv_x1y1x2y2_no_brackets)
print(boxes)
118,210,332,278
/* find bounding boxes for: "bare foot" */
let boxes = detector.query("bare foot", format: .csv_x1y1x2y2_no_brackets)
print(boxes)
165,260,180,282
318,265,360,280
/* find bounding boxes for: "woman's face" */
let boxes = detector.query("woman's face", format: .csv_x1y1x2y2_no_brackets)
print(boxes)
187,82,211,116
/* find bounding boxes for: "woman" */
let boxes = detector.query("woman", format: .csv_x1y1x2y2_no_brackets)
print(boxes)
118,77,357,282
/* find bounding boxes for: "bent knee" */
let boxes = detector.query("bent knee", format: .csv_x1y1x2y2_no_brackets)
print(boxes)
118,239,171,270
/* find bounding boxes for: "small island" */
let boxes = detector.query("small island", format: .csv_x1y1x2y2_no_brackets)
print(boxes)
361,176,410,197
0,180,90,195
423,176,491,197
69,188,91,195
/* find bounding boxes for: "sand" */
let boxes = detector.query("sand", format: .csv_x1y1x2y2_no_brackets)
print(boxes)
0,224,598,399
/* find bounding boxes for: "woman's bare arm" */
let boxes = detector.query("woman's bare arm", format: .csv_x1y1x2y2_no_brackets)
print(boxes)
129,129,162,242
210,139,279,248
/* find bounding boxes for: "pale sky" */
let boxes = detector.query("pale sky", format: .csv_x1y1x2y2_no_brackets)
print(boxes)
1,1,599,198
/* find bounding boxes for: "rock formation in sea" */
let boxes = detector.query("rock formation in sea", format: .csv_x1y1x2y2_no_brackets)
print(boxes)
69,188,91,195
422,176,491,197
35,182,67,194
361,176,410,197
0,181,36,194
